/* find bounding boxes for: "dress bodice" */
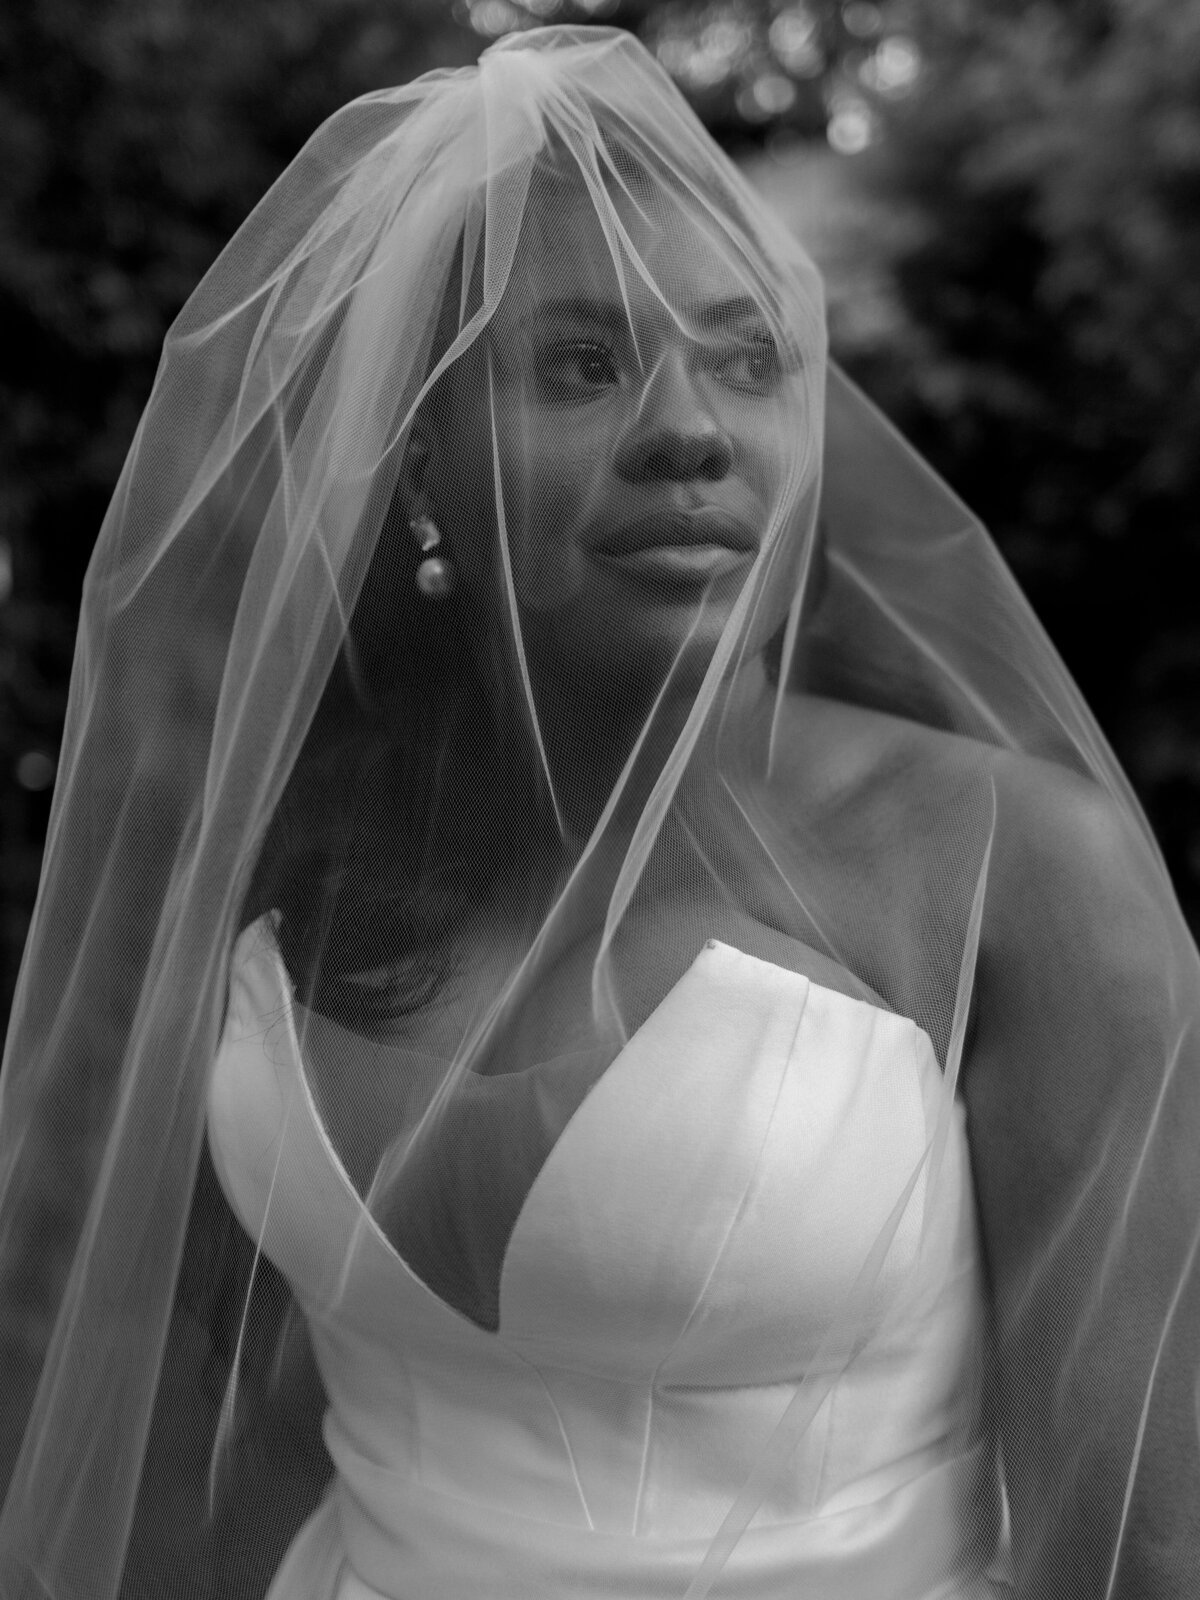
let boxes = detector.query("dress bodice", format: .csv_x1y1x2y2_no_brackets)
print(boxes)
208,920,1010,1599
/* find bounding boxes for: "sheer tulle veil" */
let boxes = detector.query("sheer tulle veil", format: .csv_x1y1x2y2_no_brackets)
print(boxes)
1,24,1197,1600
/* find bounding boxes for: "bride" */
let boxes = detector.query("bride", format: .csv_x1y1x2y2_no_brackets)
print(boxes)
1,25,1197,1600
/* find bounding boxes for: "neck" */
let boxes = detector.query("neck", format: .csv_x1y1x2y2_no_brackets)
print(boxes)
528,653,768,852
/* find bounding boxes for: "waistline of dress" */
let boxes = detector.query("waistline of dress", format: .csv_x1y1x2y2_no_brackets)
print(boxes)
330,1439,1010,1600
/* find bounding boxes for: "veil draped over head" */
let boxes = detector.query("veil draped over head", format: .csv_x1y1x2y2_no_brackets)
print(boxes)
1,25,1198,1600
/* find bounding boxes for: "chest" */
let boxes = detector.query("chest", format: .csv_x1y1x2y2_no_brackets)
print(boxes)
386,888,887,1074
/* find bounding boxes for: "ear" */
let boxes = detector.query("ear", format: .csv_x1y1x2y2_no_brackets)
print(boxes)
401,423,434,498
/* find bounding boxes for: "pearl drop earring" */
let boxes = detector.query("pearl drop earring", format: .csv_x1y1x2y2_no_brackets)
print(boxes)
410,512,456,599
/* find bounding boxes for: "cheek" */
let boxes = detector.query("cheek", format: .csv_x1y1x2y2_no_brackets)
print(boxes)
730,399,801,501
499,439,602,615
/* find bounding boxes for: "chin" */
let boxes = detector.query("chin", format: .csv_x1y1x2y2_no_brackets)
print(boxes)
602,623,735,701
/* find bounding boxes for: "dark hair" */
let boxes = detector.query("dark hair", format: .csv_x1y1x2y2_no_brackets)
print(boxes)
239,510,550,1031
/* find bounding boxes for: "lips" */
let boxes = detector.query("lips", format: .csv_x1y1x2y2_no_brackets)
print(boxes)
589,507,759,589
592,506,758,560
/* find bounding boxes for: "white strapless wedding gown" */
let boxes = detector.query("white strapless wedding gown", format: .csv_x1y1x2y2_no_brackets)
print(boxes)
209,924,1012,1599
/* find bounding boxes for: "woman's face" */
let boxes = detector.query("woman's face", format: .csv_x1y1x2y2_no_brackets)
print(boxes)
422,177,812,700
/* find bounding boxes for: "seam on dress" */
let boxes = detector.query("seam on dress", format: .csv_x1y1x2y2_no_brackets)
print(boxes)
632,976,807,1535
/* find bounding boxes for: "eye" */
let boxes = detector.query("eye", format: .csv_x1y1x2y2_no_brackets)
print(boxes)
709,332,785,394
534,338,620,402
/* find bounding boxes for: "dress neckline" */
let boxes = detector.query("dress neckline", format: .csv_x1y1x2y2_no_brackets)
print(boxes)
231,926,930,1333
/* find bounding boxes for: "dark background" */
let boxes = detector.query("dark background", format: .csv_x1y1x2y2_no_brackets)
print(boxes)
3,0,1199,1029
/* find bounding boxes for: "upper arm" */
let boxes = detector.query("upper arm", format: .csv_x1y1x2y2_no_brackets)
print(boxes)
963,760,1200,1592
971,765,1185,1230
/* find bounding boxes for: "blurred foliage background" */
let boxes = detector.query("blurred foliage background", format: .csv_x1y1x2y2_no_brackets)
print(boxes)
2,0,1199,1027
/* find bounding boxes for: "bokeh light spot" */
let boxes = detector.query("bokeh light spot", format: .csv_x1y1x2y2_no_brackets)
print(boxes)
737,72,798,121
470,0,523,37
842,1,883,39
826,95,875,153
769,7,822,76
655,8,754,91
860,36,921,94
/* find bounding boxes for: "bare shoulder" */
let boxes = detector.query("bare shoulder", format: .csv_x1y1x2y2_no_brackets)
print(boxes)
768,689,1169,961
981,744,1169,965
778,690,1151,867
765,690,971,813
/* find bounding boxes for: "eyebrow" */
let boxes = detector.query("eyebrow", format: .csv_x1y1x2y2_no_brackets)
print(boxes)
520,296,629,332
520,293,771,332
692,294,770,331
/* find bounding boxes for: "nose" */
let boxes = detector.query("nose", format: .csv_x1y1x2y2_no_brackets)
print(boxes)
613,351,734,484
